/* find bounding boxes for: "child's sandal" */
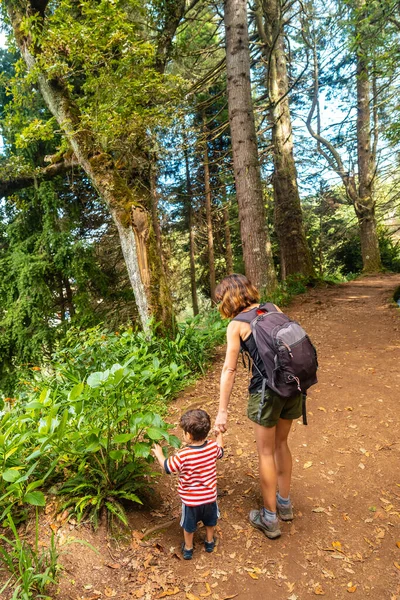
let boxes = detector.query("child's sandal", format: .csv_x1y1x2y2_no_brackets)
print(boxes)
181,542,193,560
204,538,215,553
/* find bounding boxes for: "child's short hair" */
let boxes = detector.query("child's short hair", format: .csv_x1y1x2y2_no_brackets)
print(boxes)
180,409,211,441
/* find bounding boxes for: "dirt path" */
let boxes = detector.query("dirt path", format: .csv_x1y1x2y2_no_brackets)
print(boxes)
57,274,400,600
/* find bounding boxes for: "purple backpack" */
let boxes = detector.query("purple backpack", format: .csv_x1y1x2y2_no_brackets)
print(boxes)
234,303,318,422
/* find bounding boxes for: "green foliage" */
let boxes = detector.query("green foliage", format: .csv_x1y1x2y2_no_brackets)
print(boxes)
0,313,226,528
263,275,308,307
0,511,59,599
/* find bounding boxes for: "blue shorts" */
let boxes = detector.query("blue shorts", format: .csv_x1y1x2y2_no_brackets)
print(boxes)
180,501,219,533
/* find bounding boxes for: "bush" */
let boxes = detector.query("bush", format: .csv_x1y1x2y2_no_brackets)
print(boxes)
0,313,226,527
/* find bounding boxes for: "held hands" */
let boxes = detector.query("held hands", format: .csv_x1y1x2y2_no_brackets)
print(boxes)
214,409,227,434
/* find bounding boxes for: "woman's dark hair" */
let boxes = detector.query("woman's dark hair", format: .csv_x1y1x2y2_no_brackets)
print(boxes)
180,409,211,441
215,273,260,319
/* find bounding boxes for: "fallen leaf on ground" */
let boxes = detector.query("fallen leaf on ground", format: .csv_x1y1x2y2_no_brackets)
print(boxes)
157,588,180,598
236,449,243,456
396,541,400,548
394,562,400,570
106,563,121,569
287,595,298,600
347,584,357,593
314,584,325,595
222,595,238,600
248,572,258,579
186,593,200,600
104,589,117,598
332,541,344,553
200,583,212,597
312,507,326,513
304,461,313,469
200,570,210,577
318,407,327,412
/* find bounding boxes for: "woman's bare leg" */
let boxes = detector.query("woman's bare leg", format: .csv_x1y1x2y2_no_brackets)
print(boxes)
253,423,277,512
274,418,293,498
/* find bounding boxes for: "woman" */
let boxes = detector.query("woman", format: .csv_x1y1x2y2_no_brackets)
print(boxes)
214,274,302,539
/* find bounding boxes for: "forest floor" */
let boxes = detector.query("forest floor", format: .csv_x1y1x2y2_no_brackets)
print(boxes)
51,274,400,600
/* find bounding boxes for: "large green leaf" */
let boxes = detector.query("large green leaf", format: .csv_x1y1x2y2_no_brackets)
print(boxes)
2,469,21,483
133,442,151,458
146,427,165,440
68,382,84,401
112,433,133,444
87,370,109,388
23,491,46,506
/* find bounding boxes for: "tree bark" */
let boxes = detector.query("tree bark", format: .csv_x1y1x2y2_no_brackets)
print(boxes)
355,20,382,272
149,163,175,329
6,1,175,331
203,118,216,301
184,142,199,316
305,5,382,274
222,196,234,275
0,156,79,198
224,0,277,292
255,0,314,280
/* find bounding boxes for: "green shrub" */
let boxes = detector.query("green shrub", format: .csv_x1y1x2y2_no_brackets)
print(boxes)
0,312,226,527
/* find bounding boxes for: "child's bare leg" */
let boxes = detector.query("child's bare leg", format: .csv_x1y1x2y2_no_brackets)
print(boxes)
205,525,214,542
183,530,194,549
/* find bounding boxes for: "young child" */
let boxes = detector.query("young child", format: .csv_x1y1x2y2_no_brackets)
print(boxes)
152,409,224,560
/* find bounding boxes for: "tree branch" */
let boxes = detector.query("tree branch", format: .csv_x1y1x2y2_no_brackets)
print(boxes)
0,157,79,198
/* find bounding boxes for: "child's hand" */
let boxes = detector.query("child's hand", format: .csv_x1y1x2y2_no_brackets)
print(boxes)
214,429,224,448
151,443,164,459
152,443,168,469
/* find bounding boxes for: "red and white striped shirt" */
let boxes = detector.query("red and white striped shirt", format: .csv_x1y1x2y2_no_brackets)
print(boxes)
164,440,224,506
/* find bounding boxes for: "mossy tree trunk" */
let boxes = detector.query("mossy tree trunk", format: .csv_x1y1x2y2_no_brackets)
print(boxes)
7,0,175,331
255,0,314,280
355,15,382,273
305,1,382,274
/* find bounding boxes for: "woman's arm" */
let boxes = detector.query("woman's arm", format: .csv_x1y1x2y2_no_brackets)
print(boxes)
215,321,241,432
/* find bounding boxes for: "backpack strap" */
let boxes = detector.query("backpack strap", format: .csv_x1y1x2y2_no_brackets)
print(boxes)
260,302,278,313
232,307,258,323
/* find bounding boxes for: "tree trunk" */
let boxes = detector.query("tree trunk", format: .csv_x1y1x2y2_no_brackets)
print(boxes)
255,0,314,280
149,163,175,329
184,143,199,316
7,3,175,331
355,17,382,273
305,4,382,274
203,118,216,301
224,0,277,292
222,195,234,275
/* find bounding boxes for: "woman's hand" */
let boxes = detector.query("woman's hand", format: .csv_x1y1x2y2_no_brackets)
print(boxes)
214,409,228,433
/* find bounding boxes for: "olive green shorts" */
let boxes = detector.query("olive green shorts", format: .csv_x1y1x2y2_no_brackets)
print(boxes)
247,390,303,428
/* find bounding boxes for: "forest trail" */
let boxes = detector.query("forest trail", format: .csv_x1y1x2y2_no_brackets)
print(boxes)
58,274,400,600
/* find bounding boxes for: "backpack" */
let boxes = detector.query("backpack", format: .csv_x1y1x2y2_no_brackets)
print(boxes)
234,303,318,424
